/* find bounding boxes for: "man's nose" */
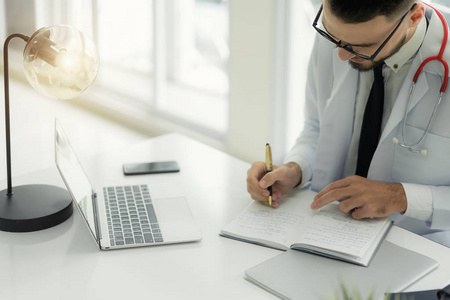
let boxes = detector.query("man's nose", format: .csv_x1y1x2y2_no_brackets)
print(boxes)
337,47,357,61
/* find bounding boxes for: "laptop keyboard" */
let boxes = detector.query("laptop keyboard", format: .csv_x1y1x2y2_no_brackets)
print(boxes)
104,185,164,246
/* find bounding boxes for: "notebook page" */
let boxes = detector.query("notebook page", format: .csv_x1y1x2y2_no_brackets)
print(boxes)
221,189,317,249
298,203,389,258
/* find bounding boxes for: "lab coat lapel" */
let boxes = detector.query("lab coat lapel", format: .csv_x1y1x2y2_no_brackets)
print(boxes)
312,53,358,191
379,57,429,143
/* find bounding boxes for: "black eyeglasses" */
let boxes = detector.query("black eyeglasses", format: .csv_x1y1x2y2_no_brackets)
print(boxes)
312,3,417,61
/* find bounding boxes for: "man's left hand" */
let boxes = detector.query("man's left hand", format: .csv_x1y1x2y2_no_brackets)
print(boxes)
311,176,407,219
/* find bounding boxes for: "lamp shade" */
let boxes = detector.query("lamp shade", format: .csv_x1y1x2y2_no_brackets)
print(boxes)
23,25,99,100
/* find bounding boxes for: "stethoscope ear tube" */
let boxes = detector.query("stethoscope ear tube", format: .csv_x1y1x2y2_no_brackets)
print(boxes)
392,137,428,156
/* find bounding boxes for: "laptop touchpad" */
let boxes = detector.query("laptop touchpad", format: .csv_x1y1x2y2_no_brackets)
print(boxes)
153,197,195,223
153,197,201,241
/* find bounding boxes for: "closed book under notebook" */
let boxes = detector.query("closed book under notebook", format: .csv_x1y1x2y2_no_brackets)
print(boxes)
245,241,438,300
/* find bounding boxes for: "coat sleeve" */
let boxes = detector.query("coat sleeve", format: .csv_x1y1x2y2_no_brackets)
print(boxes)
284,34,334,186
430,186,450,230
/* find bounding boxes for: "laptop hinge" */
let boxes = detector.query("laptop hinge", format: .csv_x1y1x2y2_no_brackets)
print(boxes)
92,191,103,242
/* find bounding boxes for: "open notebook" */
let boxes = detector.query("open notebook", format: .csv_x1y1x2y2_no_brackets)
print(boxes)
220,189,392,266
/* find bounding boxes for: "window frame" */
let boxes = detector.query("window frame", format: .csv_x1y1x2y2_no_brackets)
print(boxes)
88,0,229,139
0,2,5,41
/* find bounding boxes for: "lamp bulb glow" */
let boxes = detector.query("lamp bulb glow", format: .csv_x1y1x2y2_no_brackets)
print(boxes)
22,25,99,100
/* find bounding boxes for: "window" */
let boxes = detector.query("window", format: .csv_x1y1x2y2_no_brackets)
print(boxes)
1,0,229,139
166,0,229,96
93,0,229,135
94,0,154,108
162,0,229,134
0,2,5,41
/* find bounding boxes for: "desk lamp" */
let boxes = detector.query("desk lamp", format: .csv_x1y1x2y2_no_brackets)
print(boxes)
0,25,99,232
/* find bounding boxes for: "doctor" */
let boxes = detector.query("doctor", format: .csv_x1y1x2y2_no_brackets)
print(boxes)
247,0,450,245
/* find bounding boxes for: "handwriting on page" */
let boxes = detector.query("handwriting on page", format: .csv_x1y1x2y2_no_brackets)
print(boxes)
235,206,307,245
301,204,386,258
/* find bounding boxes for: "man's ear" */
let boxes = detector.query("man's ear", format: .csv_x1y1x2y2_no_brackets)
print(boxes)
409,3,425,28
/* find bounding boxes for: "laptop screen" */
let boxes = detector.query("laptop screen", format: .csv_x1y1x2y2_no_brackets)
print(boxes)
55,119,99,242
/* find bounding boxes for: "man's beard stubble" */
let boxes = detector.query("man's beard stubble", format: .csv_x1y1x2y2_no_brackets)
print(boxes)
348,35,407,72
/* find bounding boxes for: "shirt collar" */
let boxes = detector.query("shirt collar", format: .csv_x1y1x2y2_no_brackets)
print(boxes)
384,16,427,73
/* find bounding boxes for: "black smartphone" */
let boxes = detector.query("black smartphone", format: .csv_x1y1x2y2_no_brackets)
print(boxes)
123,161,180,175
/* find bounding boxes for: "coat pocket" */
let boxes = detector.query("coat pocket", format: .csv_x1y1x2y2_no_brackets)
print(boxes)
392,124,450,185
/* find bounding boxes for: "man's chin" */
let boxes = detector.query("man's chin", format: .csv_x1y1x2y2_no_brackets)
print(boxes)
349,60,382,72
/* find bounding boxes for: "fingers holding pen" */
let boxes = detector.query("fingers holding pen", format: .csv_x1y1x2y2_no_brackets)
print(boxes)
259,172,281,206
246,162,279,207
246,162,267,199
247,161,303,208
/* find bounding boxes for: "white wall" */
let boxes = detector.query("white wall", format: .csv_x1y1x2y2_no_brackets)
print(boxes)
228,0,278,163
227,0,313,164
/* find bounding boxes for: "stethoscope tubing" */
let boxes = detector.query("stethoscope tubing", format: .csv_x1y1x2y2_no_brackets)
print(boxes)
413,3,449,93
395,3,449,155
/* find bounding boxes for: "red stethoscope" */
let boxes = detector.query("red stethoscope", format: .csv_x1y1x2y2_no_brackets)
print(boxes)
392,3,449,156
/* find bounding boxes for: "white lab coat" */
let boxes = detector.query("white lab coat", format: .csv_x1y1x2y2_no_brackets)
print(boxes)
286,8,450,240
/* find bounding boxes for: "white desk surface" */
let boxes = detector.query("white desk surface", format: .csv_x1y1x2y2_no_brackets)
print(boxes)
1,133,449,300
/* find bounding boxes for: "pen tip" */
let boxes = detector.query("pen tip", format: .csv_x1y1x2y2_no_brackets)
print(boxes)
266,143,270,146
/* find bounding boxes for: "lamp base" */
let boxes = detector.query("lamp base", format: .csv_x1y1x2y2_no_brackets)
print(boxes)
0,184,73,232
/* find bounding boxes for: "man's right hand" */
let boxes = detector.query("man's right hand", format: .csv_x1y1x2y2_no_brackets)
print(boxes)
246,162,302,208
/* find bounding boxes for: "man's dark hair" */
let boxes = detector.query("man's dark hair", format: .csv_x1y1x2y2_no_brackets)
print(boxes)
327,0,416,23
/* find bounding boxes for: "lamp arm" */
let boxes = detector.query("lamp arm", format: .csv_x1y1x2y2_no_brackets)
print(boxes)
3,33,30,195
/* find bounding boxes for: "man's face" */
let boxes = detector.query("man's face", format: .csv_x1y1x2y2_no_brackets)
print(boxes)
321,2,415,71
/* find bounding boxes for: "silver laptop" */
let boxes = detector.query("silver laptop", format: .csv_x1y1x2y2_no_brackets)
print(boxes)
55,119,202,250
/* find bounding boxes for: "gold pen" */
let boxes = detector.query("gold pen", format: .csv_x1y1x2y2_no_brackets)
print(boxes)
265,143,273,206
